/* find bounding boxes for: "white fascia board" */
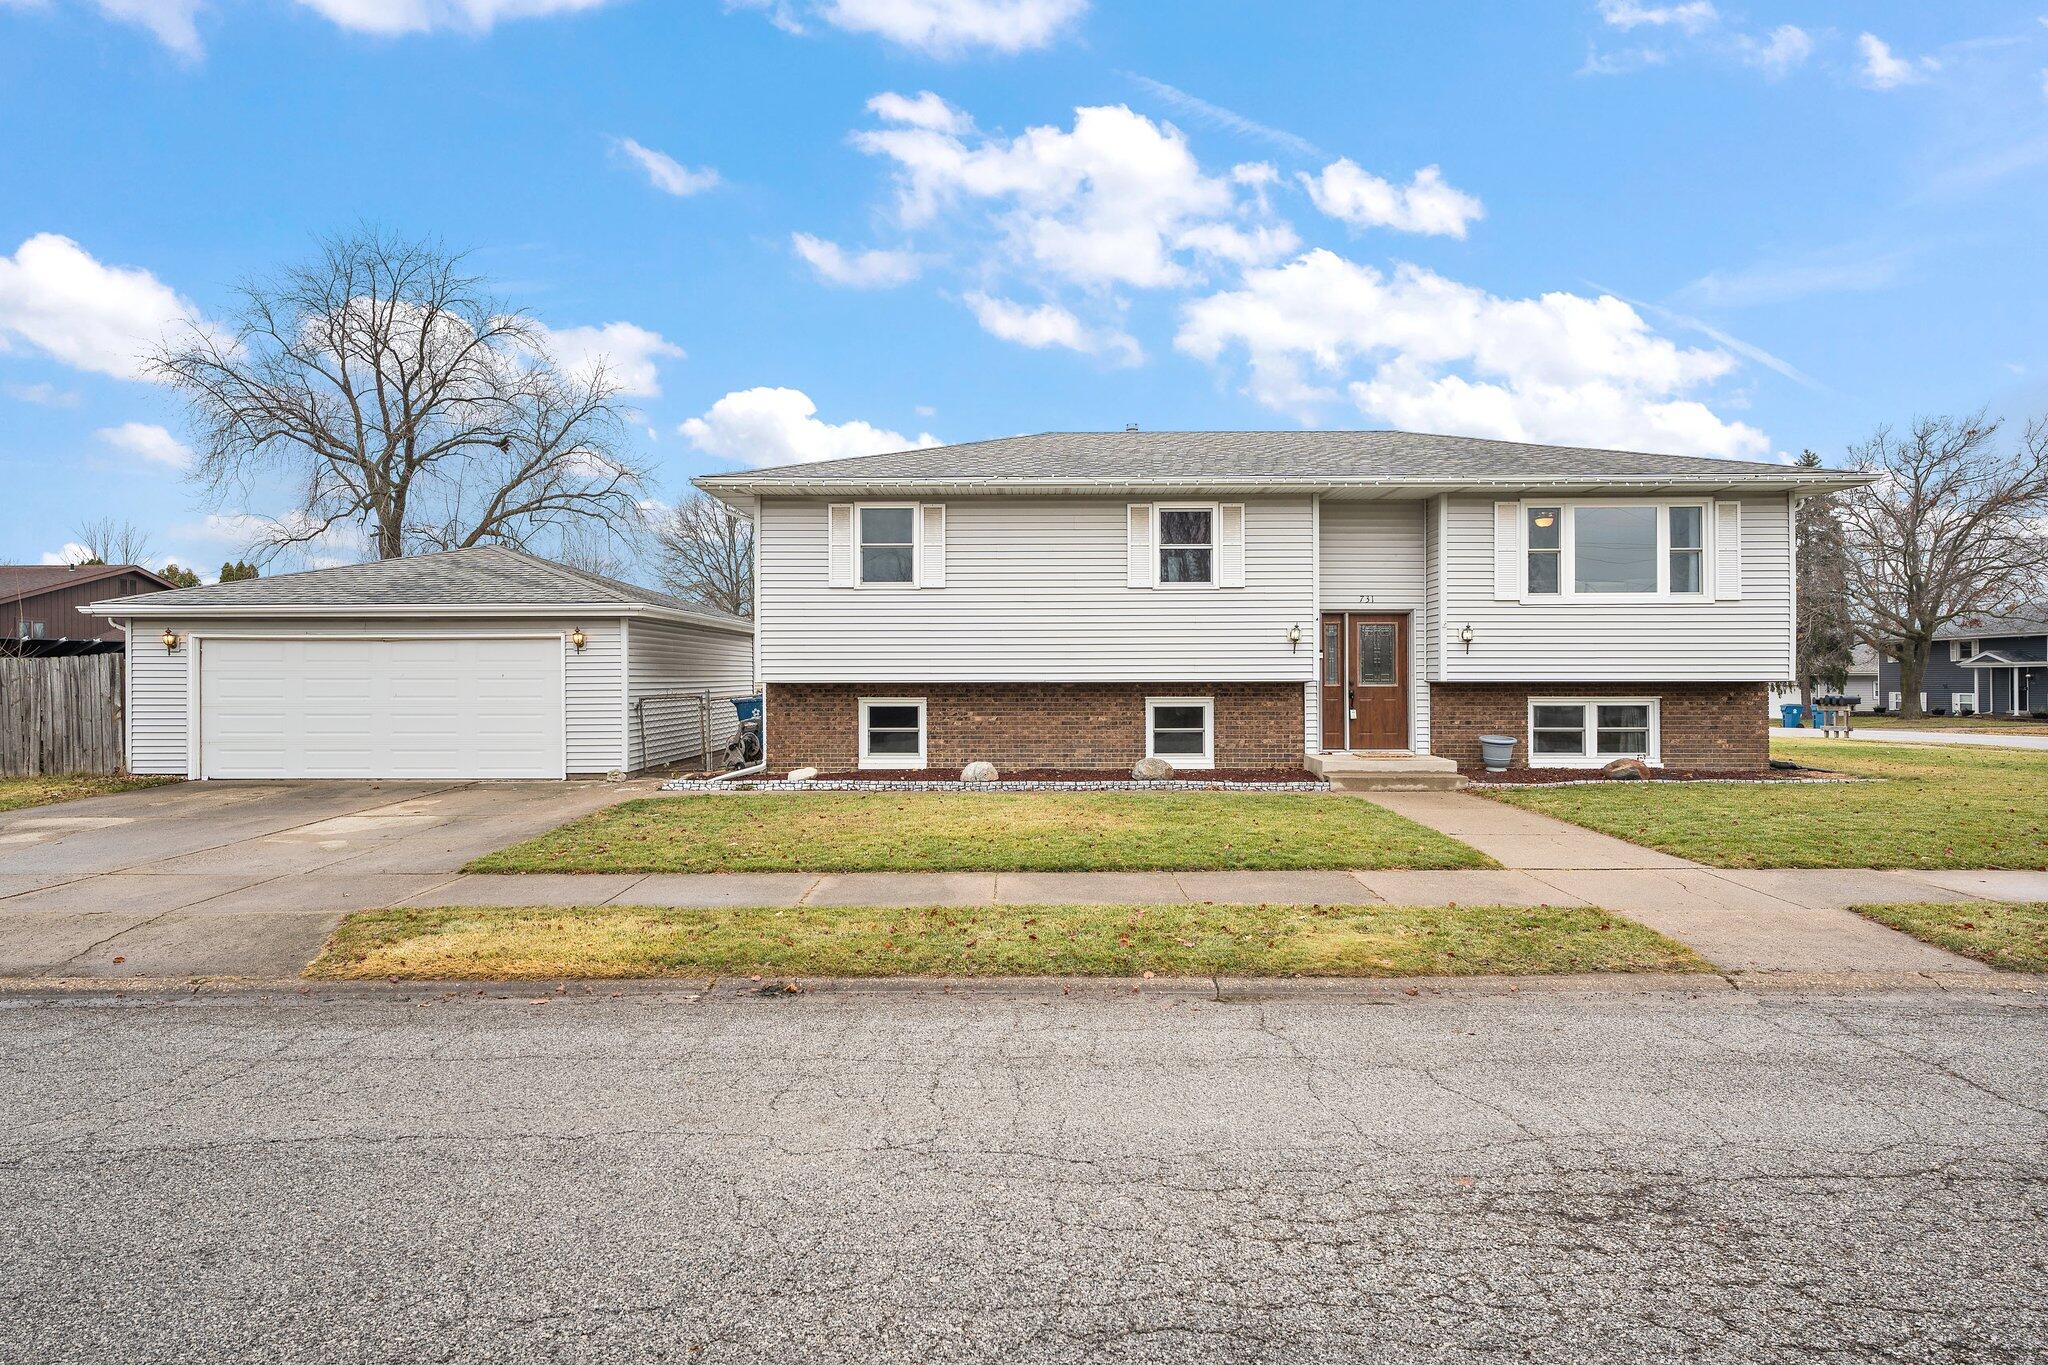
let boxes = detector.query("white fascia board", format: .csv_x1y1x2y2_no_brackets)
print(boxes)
82,600,754,635
695,471,1878,500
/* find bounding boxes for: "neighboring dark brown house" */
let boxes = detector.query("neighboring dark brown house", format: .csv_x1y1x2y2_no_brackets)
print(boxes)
2,564,176,655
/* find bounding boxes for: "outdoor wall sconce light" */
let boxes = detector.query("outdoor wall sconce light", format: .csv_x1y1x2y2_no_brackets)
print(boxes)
1288,623,1302,651
160,628,180,652
568,628,587,653
1459,623,1475,652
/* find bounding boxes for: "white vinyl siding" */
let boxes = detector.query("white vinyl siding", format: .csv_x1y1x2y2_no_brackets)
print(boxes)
122,616,625,776
758,496,1316,683
624,617,757,772
1318,498,1431,752
1438,493,1795,681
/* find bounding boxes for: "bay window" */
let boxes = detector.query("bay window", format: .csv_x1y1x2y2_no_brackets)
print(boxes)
1527,698,1660,767
1524,502,1710,598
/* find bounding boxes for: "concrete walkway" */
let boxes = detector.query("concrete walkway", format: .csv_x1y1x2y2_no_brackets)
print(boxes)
1773,726,2048,751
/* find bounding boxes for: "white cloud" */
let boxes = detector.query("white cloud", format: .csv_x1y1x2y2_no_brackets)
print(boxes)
97,421,192,469
1733,24,1812,77
3,380,80,407
1596,0,1716,34
39,542,95,567
291,0,620,37
865,90,972,134
89,0,205,55
680,386,940,468
1122,73,1325,160
1858,33,1937,89
963,292,1140,363
1679,242,1913,308
737,0,1085,55
1175,248,1765,458
613,138,720,197
0,233,205,381
171,511,368,566
528,320,682,397
1299,160,1484,238
854,99,1281,291
791,233,923,288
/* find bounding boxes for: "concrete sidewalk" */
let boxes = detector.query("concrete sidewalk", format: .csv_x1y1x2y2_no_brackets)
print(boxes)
1772,726,2048,751
1354,789,1694,869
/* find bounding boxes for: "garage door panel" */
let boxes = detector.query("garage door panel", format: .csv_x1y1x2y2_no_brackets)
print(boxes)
199,636,564,779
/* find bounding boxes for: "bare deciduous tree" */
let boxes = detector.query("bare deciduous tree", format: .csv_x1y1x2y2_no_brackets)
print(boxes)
1841,412,2048,718
653,493,753,617
71,517,157,567
149,227,650,562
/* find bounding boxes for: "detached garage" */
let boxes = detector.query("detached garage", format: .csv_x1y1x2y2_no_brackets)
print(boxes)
86,546,753,780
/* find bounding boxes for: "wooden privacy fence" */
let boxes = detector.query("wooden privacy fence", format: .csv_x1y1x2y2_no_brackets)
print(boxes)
0,654,125,776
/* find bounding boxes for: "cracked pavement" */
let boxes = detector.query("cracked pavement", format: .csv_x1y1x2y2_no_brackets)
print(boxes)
2,979,2044,1362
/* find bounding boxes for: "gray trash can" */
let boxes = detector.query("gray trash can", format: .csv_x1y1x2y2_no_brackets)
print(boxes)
1478,734,1517,772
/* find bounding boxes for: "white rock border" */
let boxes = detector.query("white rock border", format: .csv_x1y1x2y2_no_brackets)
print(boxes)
661,777,1332,794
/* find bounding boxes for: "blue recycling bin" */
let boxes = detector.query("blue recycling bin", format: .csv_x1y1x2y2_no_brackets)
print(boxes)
731,695,763,725
1779,703,1805,729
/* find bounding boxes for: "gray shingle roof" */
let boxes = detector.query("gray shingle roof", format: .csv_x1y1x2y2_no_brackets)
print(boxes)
1936,607,2048,641
696,430,1867,491
87,545,750,631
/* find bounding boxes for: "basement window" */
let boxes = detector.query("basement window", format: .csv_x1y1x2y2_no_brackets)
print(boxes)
858,698,926,769
1527,698,1660,767
1146,696,1214,769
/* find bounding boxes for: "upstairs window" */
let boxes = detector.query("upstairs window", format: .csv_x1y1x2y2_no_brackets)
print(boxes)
1524,502,1709,599
858,506,915,585
1157,507,1214,585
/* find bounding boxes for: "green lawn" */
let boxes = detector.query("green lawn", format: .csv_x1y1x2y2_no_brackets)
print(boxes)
1486,739,2048,870
0,773,178,814
308,901,1705,981
1853,902,2048,973
467,792,1494,873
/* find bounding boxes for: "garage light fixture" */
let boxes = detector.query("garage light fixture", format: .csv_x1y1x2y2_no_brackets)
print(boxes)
568,628,587,652
160,628,180,652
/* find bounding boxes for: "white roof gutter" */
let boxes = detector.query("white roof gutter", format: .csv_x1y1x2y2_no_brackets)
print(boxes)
80,600,754,635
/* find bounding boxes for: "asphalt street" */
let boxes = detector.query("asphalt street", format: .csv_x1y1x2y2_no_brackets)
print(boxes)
3,978,2044,1363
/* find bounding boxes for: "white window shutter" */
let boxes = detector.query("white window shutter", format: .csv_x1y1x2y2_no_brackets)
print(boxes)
1493,502,1520,599
1714,501,1742,600
1217,504,1246,588
918,503,946,588
827,504,855,588
1126,504,1154,588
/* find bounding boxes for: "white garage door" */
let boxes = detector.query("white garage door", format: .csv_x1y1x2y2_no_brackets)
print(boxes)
198,636,565,779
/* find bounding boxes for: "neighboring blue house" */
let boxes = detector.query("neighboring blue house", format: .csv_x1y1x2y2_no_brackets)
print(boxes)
1876,608,2047,715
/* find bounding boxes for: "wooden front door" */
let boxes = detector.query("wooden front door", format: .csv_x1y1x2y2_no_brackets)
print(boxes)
1318,613,1347,749
1348,613,1409,749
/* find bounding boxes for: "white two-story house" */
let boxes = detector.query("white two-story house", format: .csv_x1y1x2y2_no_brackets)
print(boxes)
697,431,1870,777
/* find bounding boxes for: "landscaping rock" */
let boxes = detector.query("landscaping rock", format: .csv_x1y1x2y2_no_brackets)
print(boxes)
1602,758,1651,781
961,761,999,783
1131,756,1174,780
787,767,819,783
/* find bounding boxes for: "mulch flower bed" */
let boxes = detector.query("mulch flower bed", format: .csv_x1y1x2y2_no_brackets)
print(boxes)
1466,764,1850,786
804,767,1323,783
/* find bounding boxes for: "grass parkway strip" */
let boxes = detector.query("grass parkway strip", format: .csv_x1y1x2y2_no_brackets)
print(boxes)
309,902,1704,981
1851,902,2048,973
1484,740,2048,870
465,792,1495,874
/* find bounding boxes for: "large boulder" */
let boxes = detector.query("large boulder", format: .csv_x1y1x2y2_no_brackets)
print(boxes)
1601,758,1651,781
961,761,1000,783
1131,755,1175,780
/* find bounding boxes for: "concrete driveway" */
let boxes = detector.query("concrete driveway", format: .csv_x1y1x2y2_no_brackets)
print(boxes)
0,779,651,981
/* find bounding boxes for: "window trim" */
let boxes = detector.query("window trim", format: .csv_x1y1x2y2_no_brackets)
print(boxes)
857,696,926,770
1152,502,1219,590
1526,696,1661,768
1145,695,1214,769
854,503,920,590
1519,499,1712,603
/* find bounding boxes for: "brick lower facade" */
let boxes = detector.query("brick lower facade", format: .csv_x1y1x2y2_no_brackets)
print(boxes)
766,682,1306,772
1428,681,1770,772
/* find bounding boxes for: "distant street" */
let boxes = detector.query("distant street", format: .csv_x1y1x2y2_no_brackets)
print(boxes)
3,979,2044,1362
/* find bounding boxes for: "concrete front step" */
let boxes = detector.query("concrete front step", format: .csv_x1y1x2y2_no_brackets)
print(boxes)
1308,751,1468,791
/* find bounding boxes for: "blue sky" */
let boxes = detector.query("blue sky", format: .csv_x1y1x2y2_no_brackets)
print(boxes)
3,0,2046,577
